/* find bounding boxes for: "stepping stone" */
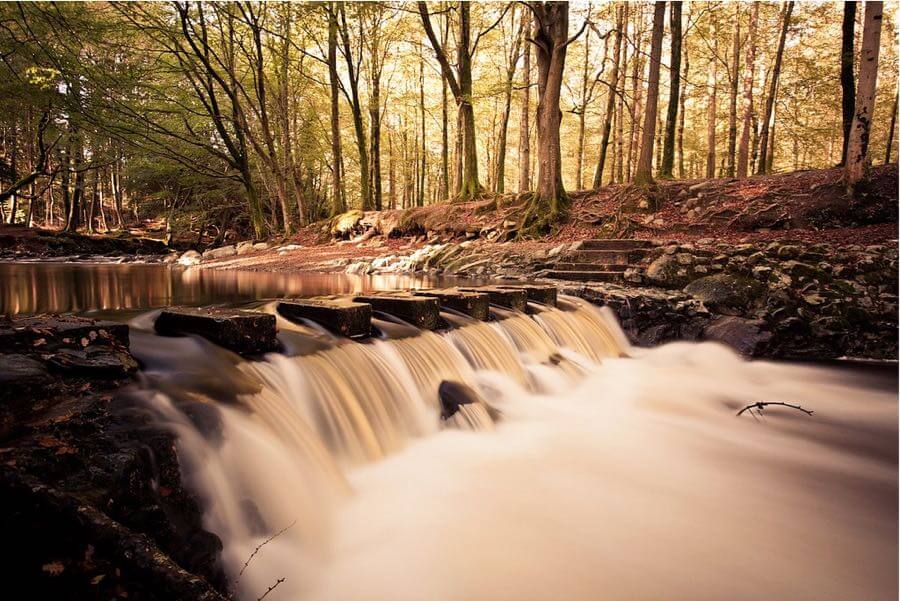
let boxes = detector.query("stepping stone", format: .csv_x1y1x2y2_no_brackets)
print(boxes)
353,294,441,330
496,284,558,307
459,286,528,312
277,299,372,338
154,307,278,355
414,288,491,321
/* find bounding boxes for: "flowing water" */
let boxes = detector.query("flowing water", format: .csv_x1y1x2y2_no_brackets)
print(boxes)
3,262,897,600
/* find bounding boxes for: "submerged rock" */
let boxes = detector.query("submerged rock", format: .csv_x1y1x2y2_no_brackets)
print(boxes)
702,316,773,357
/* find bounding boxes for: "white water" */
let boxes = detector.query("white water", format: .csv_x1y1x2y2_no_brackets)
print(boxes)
144,298,898,601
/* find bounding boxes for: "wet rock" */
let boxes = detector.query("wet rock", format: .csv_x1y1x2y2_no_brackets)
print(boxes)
154,308,278,355
415,289,491,320
702,316,773,357
683,274,765,314
47,347,138,378
278,299,372,338
496,284,558,307
353,294,441,330
460,286,528,312
438,380,481,419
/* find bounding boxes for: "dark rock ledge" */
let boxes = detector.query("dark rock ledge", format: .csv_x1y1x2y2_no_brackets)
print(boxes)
0,315,227,600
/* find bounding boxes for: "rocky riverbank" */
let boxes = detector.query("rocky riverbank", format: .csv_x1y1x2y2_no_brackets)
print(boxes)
0,316,227,600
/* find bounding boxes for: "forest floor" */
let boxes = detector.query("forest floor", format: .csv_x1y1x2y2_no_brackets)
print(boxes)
197,163,898,273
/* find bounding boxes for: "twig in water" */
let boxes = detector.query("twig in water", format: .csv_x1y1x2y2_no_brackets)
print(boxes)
737,401,814,417
237,519,297,581
257,577,285,601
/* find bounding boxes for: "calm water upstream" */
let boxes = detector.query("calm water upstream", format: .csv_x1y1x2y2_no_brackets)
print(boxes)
3,261,897,601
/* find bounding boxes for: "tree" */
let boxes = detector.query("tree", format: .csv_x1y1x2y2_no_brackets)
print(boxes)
705,13,718,179
726,5,740,177
327,3,346,215
659,1,682,178
418,1,482,200
886,92,898,164
518,24,532,193
736,1,758,178
839,1,858,166
756,1,794,174
844,1,884,189
592,5,624,188
494,6,525,194
633,2,666,185
520,1,585,235
336,4,372,211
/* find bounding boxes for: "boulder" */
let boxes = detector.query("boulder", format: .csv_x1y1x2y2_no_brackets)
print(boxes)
277,299,372,338
683,274,765,313
702,316,773,357
201,245,236,260
646,253,697,288
177,250,201,266
154,308,278,355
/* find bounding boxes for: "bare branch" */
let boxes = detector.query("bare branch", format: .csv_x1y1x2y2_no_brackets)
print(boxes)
737,401,814,417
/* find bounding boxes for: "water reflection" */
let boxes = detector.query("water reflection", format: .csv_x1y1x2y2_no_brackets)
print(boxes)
0,263,451,315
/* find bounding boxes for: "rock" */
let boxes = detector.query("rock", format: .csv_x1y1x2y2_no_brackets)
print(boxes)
353,294,441,330
345,261,372,275
776,244,802,259
783,260,827,281
415,289,491,320
235,241,255,255
277,299,372,338
438,380,484,420
683,274,765,313
154,308,278,355
252,242,269,251
331,209,364,237
646,254,697,288
460,286,528,312
47,347,138,377
496,284,558,307
201,245,236,260
177,250,201,266
702,316,773,357
0,354,52,400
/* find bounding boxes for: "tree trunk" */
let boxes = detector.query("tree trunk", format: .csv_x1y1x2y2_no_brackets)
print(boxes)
844,1,884,188
659,1,682,178
418,55,426,207
886,92,898,164
520,1,576,235
840,1,858,166
518,30,532,192
756,1,794,175
627,7,646,180
736,1,758,178
593,5,624,188
726,5,740,177
337,5,371,211
677,46,689,178
615,23,627,184
706,16,718,179
633,2,666,185
328,5,345,215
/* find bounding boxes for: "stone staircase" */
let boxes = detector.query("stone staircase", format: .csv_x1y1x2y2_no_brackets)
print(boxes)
539,239,658,283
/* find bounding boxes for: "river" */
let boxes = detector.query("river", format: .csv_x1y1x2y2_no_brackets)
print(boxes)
2,261,897,600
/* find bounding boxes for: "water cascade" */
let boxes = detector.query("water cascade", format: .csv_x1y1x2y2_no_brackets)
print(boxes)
135,294,897,601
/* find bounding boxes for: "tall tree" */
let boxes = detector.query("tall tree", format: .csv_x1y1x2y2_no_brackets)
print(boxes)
705,14,718,179
520,1,585,234
495,6,525,194
418,1,482,200
726,5,740,177
337,4,372,210
886,92,898,164
844,0,884,189
659,1,682,178
518,24,532,193
592,5,624,188
756,1,794,174
633,1,666,185
327,3,345,215
736,1,758,178
839,1,858,166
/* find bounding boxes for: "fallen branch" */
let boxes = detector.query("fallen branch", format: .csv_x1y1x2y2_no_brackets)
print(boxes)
737,401,814,417
257,577,285,601
236,519,296,581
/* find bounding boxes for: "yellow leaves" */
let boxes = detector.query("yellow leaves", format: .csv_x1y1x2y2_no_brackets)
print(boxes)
42,561,65,576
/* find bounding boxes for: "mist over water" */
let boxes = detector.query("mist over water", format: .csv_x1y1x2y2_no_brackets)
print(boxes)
138,298,898,601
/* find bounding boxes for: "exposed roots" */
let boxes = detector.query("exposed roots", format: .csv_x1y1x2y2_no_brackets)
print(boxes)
517,191,571,239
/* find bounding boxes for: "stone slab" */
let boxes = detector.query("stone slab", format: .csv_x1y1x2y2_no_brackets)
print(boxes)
353,295,441,330
459,286,528,312
277,299,372,338
496,284,558,307
413,288,491,321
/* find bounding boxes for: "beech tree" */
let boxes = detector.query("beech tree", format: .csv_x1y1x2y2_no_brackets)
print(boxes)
840,1,858,166
756,1,794,174
736,1,759,179
845,1,885,188
633,1,666,185
658,1,682,179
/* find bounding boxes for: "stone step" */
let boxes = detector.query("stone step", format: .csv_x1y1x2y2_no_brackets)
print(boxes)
154,307,278,355
543,270,625,283
547,263,629,272
573,239,656,251
495,284,558,307
353,294,441,330
566,249,650,264
277,299,372,338
414,288,491,321
459,286,528,312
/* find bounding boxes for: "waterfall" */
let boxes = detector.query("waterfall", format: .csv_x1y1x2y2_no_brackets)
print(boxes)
135,296,897,601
